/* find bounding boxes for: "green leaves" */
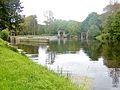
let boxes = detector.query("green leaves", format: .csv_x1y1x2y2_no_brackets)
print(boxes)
87,25,101,38
0,29,9,41
104,10,120,41
80,12,102,38
39,19,80,36
0,0,23,35
22,15,38,35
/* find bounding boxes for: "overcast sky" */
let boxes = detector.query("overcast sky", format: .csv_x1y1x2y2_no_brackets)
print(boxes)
20,0,113,24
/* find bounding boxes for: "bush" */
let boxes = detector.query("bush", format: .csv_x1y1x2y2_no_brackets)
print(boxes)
0,29,9,41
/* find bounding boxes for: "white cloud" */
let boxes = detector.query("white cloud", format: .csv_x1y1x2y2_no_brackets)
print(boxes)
20,0,110,24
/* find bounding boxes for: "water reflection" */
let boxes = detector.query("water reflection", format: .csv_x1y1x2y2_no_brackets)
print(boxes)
14,39,120,89
16,44,39,54
47,39,80,53
109,68,120,87
46,52,56,65
80,40,102,61
102,42,120,68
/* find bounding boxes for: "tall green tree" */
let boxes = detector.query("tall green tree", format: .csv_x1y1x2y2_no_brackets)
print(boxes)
67,20,80,36
37,24,46,35
0,0,23,35
80,12,102,38
87,25,101,38
23,15,38,35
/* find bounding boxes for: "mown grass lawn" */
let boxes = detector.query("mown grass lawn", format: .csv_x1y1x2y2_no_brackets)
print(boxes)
0,39,79,90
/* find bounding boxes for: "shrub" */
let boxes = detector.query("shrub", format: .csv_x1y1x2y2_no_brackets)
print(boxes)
0,29,9,41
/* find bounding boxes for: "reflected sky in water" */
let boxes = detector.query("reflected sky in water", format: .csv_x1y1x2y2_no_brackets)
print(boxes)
15,40,120,90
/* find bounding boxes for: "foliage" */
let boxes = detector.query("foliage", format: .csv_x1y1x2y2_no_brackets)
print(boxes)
66,20,80,36
37,24,46,35
22,15,38,35
80,12,102,38
38,19,81,36
0,0,23,34
0,29,9,41
100,2,120,27
103,10,120,41
87,25,101,39
96,33,110,42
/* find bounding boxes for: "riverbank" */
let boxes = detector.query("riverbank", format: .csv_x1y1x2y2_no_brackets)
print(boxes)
0,39,79,90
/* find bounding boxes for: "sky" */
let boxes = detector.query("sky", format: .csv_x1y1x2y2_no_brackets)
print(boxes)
20,0,112,24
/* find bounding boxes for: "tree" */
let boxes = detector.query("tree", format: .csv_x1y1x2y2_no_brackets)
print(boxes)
67,20,80,36
103,10,120,41
87,25,101,38
103,2,120,13
23,15,38,35
80,12,102,38
40,19,81,36
0,0,23,35
43,10,55,35
37,24,46,35
44,10,54,25
100,1,120,27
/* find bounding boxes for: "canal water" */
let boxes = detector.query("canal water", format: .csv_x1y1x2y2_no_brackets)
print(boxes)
14,39,120,90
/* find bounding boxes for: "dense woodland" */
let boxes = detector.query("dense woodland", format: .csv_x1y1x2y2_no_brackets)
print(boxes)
1,0,120,42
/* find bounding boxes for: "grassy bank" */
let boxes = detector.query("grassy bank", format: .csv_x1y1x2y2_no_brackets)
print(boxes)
0,39,79,90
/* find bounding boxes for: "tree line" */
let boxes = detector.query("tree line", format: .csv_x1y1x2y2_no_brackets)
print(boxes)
1,0,120,42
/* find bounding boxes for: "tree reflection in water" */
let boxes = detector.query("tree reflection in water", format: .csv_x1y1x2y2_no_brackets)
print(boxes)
46,52,56,65
15,40,120,88
109,68,120,87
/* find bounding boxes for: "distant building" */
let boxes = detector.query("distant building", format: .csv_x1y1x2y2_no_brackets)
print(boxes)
57,30,67,38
